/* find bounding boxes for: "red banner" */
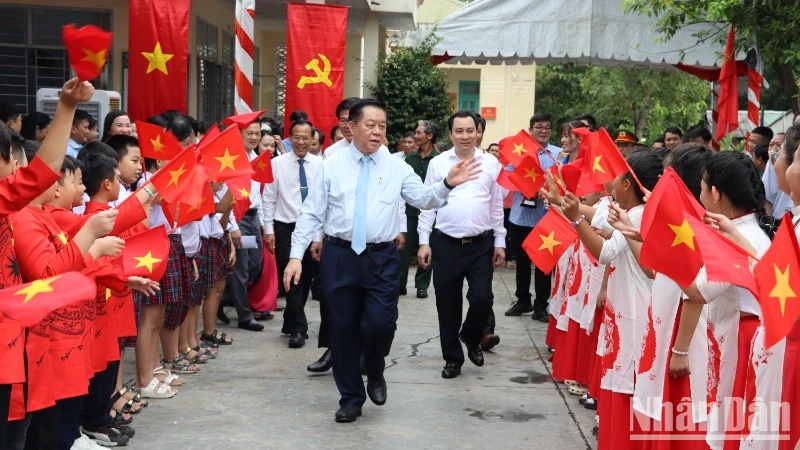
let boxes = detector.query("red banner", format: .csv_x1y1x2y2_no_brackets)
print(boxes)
128,0,190,121
285,4,347,139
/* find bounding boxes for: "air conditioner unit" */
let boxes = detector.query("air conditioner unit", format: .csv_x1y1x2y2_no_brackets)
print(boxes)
36,89,122,129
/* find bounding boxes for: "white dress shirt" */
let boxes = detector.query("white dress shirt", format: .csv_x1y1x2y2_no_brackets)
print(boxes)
244,150,264,227
290,142,452,259
181,221,201,257
323,137,351,159
418,147,506,248
262,151,322,233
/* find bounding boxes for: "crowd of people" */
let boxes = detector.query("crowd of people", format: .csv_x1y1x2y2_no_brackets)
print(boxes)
0,80,798,449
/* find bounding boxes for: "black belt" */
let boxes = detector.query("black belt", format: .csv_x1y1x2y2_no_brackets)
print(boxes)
435,229,492,245
327,236,393,253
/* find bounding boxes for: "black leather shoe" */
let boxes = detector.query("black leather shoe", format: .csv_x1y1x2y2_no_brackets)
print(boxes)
237,320,264,331
416,289,428,299
307,349,332,373
399,288,407,296
334,405,362,423
460,334,484,367
505,301,534,316
217,307,231,325
532,309,550,323
288,333,306,348
366,374,387,405
441,362,461,379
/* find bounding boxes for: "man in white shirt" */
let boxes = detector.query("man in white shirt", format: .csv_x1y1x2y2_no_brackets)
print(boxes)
392,131,416,161
417,111,506,380
263,119,322,348
322,97,360,158
67,109,92,157
221,120,266,331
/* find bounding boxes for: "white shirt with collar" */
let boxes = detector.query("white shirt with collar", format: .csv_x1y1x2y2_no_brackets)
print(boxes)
262,150,322,232
246,149,264,226
290,142,451,259
417,147,506,248
67,138,82,158
323,137,351,159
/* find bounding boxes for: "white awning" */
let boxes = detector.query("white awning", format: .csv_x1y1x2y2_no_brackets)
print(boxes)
432,0,730,68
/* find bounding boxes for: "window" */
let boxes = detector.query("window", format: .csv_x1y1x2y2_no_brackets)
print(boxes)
458,81,480,113
196,19,221,124
0,6,111,115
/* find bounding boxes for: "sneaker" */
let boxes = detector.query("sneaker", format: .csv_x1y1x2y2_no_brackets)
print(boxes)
71,435,105,450
81,425,130,447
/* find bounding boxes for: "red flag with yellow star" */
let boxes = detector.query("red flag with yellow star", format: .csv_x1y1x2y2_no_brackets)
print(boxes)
499,129,542,167
496,168,519,192
587,128,631,185
197,124,220,149
122,225,169,280
521,209,578,275
162,175,215,228
508,155,545,198
226,175,252,221
198,125,254,182
754,214,800,348
149,145,198,204
62,25,112,81
0,273,95,327
686,215,758,295
223,110,266,129
135,121,183,160
640,168,706,288
250,151,274,184
127,0,190,120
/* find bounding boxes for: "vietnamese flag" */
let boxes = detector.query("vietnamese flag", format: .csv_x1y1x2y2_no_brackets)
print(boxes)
128,0,190,121
223,110,265,129
62,25,112,81
197,124,221,150
122,226,169,280
226,175,251,221
499,129,541,167
0,273,95,327
508,155,545,198
588,128,631,185
715,25,739,141
285,4,347,141
569,158,605,196
639,168,706,288
521,209,578,274
149,145,198,204
496,168,519,192
199,125,254,182
162,179,215,228
754,214,800,348
251,151,274,184
135,121,183,160
559,164,582,194
686,215,758,295
547,165,567,197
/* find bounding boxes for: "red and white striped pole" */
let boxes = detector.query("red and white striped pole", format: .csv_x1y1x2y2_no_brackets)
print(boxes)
234,0,255,114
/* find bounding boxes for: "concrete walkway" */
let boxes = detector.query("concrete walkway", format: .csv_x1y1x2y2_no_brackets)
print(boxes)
123,267,597,449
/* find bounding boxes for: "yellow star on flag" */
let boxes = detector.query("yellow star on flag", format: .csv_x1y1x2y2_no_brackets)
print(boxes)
238,187,250,198
255,160,267,171
105,288,112,300
523,168,540,182
134,251,163,274
214,149,240,172
770,264,797,316
512,143,526,156
593,155,606,174
15,277,58,303
668,219,695,250
81,48,107,71
167,163,187,187
141,42,174,75
57,231,68,245
150,134,165,153
538,231,562,255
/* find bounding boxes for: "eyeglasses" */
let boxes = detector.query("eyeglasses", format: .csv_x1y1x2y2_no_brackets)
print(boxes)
532,126,551,132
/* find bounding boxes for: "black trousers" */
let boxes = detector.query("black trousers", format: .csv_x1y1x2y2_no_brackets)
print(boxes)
0,384,10,448
22,402,61,450
322,240,399,407
57,396,83,450
431,231,494,365
509,223,552,312
222,211,261,322
503,209,514,261
80,361,118,431
275,221,318,335
316,265,330,349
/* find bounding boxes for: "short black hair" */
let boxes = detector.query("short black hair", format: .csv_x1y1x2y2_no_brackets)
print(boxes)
402,131,415,139
574,114,598,130
78,140,119,163
289,110,308,123
348,99,385,124
330,125,340,141
289,119,314,135
186,115,199,136
312,127,325,146
751,126,774,142
0,123,11,163
167,115,192,142
625,149,664,203
475,114,486,132
664,127,683,138
654,135,666,145
529,113,551,129
82,154,118,196
753,143,769,163
58,155,78,183
106,135,140,159
160,110,182,124
668,145,713,202
686,126,712,143
447,110,478,132
336,97,360,119
73,109,92,127
20,112,51,141
0,104,21,125
66,155,83,172
146,115,168,128
23,139,40,164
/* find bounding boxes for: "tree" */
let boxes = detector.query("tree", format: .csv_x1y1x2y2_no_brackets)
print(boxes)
365,32,451,147
536,64,708,143
624,0,800,114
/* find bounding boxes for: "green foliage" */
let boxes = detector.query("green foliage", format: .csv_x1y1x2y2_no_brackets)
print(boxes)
365,32,451,147
536,64,709,143
624,0,800,113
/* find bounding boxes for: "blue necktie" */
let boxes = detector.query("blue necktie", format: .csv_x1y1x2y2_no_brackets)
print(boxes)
351,155,371,254
298,159,308,202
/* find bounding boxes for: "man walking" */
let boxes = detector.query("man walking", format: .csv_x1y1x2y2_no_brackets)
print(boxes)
417,111,505,379
284,99,479,423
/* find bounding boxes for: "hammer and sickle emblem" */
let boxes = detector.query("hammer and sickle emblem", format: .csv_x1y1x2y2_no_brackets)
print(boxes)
297,53,332,89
